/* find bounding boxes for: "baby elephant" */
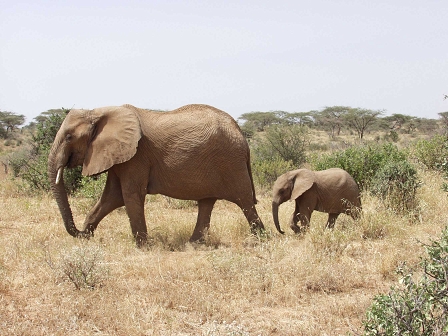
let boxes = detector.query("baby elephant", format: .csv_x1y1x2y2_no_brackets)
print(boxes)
272,168,361,234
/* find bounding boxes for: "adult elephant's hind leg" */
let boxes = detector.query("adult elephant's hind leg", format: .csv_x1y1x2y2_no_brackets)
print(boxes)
236,198,265,235
326,213,339,229
190,198,217,242
120,184,148,248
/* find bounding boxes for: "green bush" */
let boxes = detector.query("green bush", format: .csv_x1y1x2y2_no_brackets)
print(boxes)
370,160,420,214
251,124,309,167
75,174,107,199
250,124,309,189
441,158,448,192
9,146,83,194
8,147,51,191
33,110,69,152
251,158,294,189
311,143,408,191
385,130,399,142
363,226,448,335
411,135,448,170
308,142,329,151
8,108,84,194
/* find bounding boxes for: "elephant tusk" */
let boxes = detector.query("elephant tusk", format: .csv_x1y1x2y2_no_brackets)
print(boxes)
56,167,63,184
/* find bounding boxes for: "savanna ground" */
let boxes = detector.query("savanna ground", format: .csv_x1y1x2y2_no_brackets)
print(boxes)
0,131,447,335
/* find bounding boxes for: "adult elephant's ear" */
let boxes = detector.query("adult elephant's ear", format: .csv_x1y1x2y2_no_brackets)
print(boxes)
82,105,142,176
290,169,315,200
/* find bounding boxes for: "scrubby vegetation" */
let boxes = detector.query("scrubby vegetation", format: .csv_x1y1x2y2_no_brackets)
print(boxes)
6,108,84,194
363,226,448,335
1,106,448,334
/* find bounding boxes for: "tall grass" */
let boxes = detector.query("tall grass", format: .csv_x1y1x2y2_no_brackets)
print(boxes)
0,167,446,335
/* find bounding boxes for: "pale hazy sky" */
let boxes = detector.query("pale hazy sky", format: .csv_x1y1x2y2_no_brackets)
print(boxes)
1,0,447,124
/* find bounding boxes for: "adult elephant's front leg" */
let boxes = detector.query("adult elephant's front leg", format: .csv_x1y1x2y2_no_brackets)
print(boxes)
190,198,217,242
82,171,124,236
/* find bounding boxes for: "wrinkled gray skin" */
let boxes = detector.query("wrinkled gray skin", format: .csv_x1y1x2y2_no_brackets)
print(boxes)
48,104,264,247
272,168,361,234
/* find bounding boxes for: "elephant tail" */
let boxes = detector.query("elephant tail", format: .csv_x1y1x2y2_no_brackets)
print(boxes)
247,156,258,204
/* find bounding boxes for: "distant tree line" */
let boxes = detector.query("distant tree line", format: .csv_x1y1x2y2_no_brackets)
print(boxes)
1,105,447,142
238,106,444,139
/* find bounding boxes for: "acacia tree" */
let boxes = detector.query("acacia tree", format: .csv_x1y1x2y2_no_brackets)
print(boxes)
344,108,384,139
0,111,25,137
382,114,413,130
238,111,281,132
314,106,351,138
283,111,314,126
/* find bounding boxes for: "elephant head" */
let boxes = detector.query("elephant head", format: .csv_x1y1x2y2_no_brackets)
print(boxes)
271,169,314,234
47,106,141,237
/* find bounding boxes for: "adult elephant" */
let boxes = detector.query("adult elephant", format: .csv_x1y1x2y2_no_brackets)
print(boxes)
48,104,265,247
272,168,361,234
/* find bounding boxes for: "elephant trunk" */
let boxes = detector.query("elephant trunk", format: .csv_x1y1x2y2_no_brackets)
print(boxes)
272,201,285,234
48,155,81,237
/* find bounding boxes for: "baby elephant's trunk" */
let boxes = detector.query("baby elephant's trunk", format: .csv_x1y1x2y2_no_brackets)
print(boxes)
272,201,285,234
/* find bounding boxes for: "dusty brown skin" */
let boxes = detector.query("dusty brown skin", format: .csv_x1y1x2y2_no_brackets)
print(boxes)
48,104,264,247
272,168,361,234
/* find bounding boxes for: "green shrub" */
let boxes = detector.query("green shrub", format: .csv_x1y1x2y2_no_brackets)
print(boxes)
441,158,448,192
33,110,69,151
9,146,83,194
370,160,420,214
411,135,448,170
8,109,84,194
308,142,329,151
384,130,399,142
251,158,294,189
311,143,408,191
75,174,107,199
250,124,309,189
251,124,309,167
363,226,448,335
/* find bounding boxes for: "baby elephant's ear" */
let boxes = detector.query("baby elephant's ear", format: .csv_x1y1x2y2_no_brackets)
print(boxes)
82,106,142,176
290,169,315,200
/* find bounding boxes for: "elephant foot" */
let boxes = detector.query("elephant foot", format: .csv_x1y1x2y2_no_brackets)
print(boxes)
249,218,265,234
250,220,265,235
290,224,302,234
189,228,209,244
77,230,94,239
133,232,148,248
189,236,206,244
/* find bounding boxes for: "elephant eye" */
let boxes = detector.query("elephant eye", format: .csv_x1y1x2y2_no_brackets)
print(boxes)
65,134,73,142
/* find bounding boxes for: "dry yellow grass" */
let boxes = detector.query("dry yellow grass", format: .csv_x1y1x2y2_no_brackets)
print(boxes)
0,168,447,335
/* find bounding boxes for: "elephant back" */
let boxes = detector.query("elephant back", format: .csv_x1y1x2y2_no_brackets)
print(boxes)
316,168,360,211
140,104,255,202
